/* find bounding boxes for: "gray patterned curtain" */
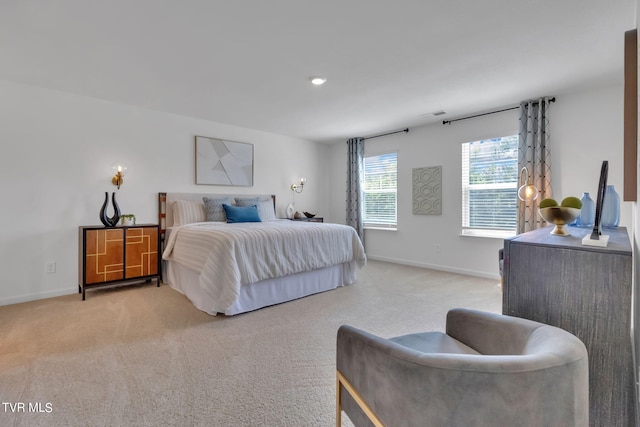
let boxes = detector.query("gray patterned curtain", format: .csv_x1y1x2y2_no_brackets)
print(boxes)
518,97,552,234
346,137,365,242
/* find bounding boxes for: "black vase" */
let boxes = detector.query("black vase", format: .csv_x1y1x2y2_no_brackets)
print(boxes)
99,192,121,227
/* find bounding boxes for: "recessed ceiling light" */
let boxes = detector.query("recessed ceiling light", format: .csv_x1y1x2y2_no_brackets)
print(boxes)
309,76,327,86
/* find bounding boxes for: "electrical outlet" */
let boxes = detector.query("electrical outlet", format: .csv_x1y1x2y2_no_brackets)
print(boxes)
46,262,56,274
435,244,441,254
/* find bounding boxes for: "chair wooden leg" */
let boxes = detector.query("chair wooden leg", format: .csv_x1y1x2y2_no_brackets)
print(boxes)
336,370,385,427
336,373,342,427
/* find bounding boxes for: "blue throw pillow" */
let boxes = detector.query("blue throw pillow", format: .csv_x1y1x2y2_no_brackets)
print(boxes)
222,204,262,223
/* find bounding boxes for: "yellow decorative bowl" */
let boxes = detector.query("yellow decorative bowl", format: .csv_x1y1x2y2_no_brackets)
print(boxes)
538,207,581,236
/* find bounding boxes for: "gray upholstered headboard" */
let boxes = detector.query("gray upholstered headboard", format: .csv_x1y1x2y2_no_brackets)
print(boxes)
158,192,276,239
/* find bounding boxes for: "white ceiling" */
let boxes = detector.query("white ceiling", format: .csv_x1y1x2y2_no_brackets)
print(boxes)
0,1,636,143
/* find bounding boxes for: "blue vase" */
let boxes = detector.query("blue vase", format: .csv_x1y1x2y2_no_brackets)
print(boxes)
601,185,620,228
577,192,594,227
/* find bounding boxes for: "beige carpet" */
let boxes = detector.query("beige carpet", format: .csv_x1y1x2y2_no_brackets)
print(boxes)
0,261,501,426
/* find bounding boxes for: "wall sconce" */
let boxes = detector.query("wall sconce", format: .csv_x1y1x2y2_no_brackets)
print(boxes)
291,177,306,193
517,167,539,202
112,163,127,189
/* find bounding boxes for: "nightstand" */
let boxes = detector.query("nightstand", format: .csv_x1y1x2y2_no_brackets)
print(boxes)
289,217,323,223
78,224,161,300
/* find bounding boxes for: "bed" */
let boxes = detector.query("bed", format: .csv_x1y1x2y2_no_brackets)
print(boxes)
158,192,366,315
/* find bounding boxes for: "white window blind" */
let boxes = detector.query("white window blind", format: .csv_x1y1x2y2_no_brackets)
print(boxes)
363,152,397,228
461,136,518,233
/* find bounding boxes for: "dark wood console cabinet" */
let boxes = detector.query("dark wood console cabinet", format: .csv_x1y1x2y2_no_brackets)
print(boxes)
503,226,635,426
79,225,160,300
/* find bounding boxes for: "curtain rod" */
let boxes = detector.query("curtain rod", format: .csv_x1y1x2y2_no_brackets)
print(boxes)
442,97,556,125
364,128,409,140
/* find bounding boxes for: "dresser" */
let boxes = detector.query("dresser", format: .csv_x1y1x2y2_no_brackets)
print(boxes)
78,224,160,300
503,226,635,426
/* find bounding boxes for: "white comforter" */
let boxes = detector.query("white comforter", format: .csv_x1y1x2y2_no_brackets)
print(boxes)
162,220,366,308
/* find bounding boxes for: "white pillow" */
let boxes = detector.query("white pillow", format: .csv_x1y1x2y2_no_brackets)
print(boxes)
172,200,205,226
235,197,277,221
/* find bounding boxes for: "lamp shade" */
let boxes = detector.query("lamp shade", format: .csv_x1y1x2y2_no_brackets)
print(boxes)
517,167,539,202
518,183,539,201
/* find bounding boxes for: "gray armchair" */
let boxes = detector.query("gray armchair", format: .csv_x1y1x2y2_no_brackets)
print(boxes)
336,308,588,427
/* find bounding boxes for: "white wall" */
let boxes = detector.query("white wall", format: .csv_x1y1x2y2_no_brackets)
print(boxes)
0,79,329,305
328,82,630,279
0,77,628,304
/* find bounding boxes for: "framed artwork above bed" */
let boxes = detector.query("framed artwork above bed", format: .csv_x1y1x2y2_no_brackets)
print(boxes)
195,135,254,186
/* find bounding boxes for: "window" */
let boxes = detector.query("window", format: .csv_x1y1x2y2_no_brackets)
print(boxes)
461,135,518,236
363,152,397,229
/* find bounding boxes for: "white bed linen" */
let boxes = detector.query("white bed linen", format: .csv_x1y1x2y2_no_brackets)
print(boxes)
162,220,366,314
166,260,356,315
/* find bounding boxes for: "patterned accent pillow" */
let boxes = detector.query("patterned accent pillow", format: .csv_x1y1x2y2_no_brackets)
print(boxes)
172,200,206,226
235,197,276,221
203,197,231,222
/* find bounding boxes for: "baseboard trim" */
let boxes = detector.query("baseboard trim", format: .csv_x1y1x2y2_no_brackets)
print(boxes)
0,259,500,307
0,287,77,307
366,255,501,281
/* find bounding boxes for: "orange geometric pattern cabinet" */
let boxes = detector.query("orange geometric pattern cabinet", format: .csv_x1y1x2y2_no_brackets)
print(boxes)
79,225,160,300
124,227,159,279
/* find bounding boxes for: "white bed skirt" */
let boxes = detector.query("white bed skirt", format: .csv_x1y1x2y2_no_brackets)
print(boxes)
164,261,357,315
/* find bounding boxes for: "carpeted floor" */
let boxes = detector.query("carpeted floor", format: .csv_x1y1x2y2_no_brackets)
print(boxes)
0,261,501,426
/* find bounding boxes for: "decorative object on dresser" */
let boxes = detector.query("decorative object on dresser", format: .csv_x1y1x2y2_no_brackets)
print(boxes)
195,135,254,186
537,206,580,236
99,191,121,227
158,192,365,315
121,214,136,226
537,196,582,236
601,184,620,228
576,192,594,228
583,160,609,247
502,226,635,426
78,224,160,300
